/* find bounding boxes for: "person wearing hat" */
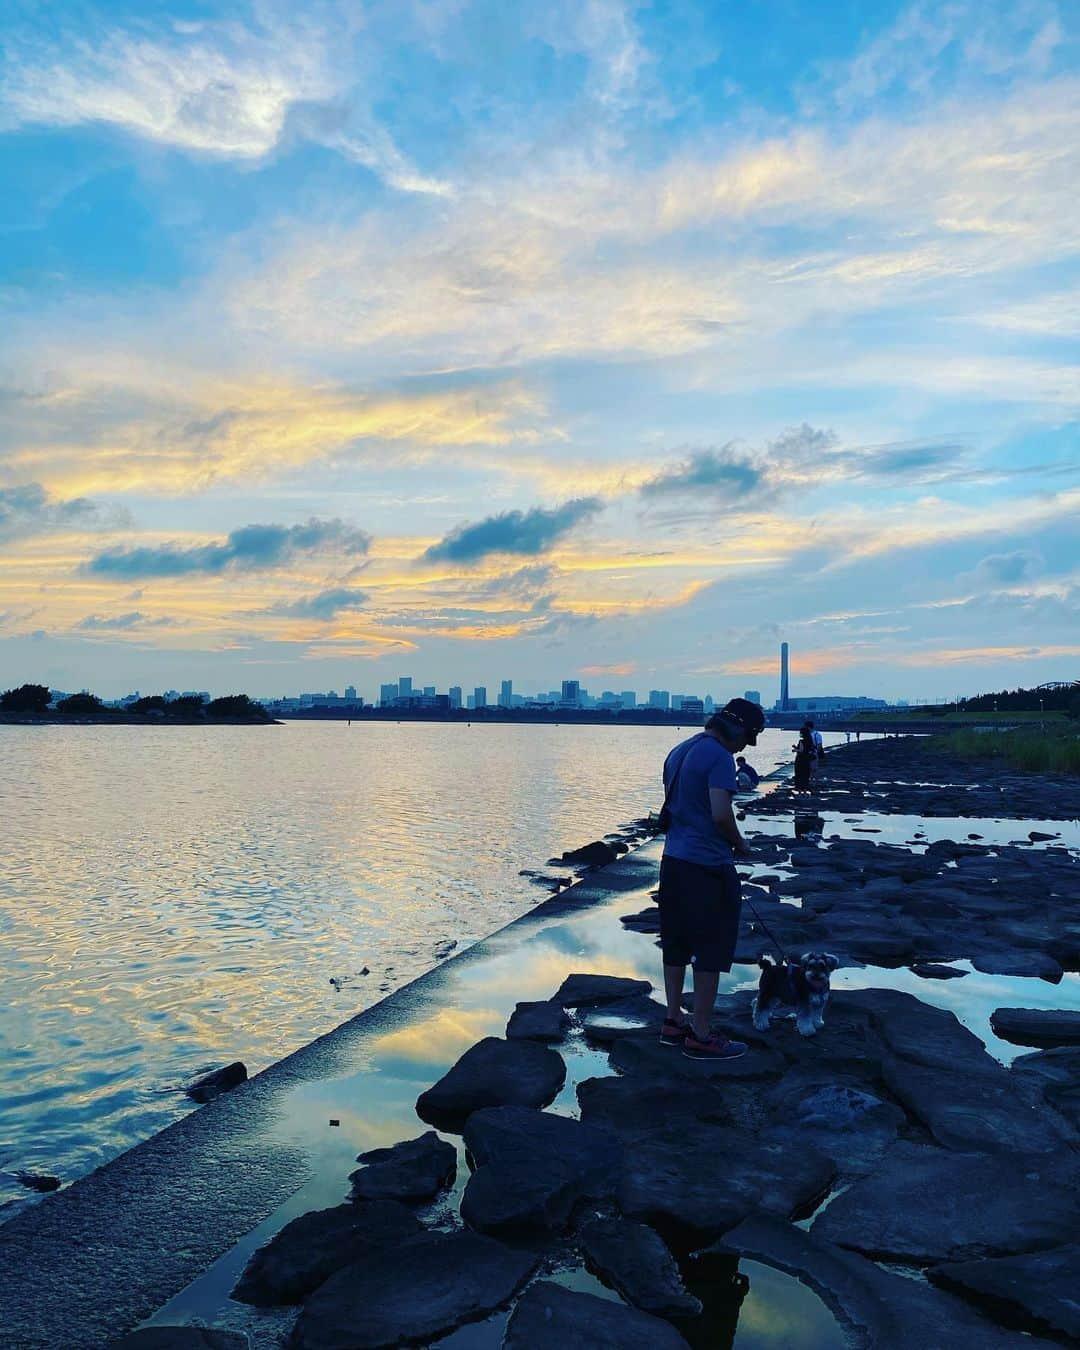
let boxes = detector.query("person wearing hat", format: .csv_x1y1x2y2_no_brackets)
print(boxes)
657,697,766,1059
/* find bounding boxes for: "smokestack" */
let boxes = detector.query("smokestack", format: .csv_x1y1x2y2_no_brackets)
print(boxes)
780,641,789,711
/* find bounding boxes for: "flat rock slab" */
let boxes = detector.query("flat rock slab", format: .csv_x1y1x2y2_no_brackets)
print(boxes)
930,1243,1080,1342
577,1074,732,1139
232,1201,422,1306
349,1131,456,1204
610,1031,785,1082
111,1333,249,1350
882,1054,1073,1152
717,1214,1060,1350
460,1106,620,1235
619,1123,833,1243
505,1000,572,1041
580,1217,702,1317
553,973,653,1006
503,1281,691,1350
289,1230,536,1350
415,1037,566,1131
761,1073,905,1177
910,962,967,980
813,1145,1080,1263
579,996,666,1046
990,1008,1080,1048
972,952,1063,982
838,988,999,1076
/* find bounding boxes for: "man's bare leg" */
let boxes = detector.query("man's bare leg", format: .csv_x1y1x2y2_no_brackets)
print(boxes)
664,963,687,1023
692,967,720,1039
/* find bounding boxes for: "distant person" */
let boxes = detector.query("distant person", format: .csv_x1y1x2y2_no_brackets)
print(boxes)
808,718,824,760
735,755,760,790
793,722,815,792
657,698,765,1060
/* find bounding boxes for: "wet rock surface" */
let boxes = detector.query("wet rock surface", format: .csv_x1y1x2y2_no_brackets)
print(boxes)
580,1217,702,1317
111,1333,250,1350
505,999,572,1041
503,1281,691,1349
813,1144,1080,1262
460,1105,620,1235
348,1130,456,1204
990,1007,1080,1047
415,1036,566,1129
185,1061,247,1103
929,1243,1080,1342
554,972,653,1006
231,1201,422,1306
289,1229,536,1349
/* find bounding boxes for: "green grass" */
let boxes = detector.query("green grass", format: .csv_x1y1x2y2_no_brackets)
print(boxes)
943,727,1080,775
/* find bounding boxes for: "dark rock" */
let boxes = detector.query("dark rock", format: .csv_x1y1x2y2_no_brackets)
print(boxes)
839,988,999,1076
554,973,652,1007
15,1171,60,1192
186,1061,247,1103
232,1200,421,1305
579,996,666,1046
881,1053,1073,1152
577,1074,732,1138
990,1007,1080,1048
415,1037,566,1130
1028,830,1059,842
560,840,619,866
1010,1046,1080,1127
505,1000,572,1041
503,1281,691,1349
972,952,1063,982
619,907,662,934
580,1217,701,1318
930,1244,1080,1342
610,1031,785,1083
813,1144,1080,1263
110,1332,249,1350
760,1072,905,1176
349,1131,456,1204
910,962,967,980
716,1214,1059,1350
618,1122,833,1243
289,1230,536,1349
460,1105,620,1236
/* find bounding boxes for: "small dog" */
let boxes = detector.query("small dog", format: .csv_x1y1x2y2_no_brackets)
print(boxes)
752,952,839,1037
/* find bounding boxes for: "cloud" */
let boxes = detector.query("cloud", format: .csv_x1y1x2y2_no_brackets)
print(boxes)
0,482,101,541
970,549,1044,585
640,444,769,501
264,587,369,621
75,612,177,631
85,518,371,580
422,498,603,564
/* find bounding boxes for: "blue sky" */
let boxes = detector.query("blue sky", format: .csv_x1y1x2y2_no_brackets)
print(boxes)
1,0,1077,701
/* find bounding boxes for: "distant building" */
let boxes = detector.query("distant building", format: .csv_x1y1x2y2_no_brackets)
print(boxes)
423,685,435,697
774,695,888,713
780,643,790,711
703,695,715,714
448,686,462,710
379,682,397,707
620,690,637,710
560,679,580,707
345,685,357,701
474,686,487,709
500,679,513,708
679,697,704,716
398,676,412,700
744,690,761,705
648,689,670,710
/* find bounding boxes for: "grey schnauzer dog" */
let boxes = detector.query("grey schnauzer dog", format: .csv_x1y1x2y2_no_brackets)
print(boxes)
752,952,840,1037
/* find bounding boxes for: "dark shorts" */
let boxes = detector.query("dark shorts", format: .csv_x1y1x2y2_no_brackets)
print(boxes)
658,854,742,973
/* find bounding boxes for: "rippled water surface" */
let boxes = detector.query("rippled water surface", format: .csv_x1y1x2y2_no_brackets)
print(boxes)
1,720,808,1211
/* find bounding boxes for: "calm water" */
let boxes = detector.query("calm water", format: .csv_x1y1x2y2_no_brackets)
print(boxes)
1,721,806,1212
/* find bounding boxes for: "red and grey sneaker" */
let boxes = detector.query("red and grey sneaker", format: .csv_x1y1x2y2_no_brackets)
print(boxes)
682,1030,748,1061
659,1017,691,1047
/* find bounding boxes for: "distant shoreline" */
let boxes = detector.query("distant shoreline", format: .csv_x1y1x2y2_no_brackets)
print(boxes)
0,713,281,727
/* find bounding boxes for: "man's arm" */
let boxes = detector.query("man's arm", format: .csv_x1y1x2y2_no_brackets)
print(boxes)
710,787,750,855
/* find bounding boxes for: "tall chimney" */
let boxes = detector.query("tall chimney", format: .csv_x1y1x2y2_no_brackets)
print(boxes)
780,641,789,711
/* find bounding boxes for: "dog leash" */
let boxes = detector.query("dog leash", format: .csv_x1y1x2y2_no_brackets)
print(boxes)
740,890,788,962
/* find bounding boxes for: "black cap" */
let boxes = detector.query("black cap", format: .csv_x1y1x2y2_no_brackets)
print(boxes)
717,697,766,745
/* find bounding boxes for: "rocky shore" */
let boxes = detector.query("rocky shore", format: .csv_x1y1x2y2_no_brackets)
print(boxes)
9,737,1080,1348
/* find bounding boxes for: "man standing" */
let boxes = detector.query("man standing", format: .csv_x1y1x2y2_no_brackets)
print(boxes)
658,697,765,1059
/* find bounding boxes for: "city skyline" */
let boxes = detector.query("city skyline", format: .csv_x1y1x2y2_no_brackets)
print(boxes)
1,2,1078,701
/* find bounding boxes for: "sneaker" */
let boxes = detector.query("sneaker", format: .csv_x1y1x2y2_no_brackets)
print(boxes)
682,1030,748,1061
659,1017,691,1047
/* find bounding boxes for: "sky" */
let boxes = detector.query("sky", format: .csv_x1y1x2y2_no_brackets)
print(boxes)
1,0,1077,703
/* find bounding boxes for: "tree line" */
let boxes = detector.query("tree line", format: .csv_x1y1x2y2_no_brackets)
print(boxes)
0,684,270,721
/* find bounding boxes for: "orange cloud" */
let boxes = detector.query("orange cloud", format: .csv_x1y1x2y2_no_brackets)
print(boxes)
581,662,637,677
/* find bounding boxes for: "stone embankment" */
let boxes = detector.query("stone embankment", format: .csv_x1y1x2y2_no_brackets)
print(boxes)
35,740,1080,1346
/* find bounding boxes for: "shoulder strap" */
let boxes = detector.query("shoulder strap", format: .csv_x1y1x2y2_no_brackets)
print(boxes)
661,733,709,814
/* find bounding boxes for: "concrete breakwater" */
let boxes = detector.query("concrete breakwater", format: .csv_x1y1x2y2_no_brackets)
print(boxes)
3,738,1079,1348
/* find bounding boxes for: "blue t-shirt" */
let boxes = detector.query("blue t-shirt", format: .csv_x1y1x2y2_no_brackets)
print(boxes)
661,733,737,868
